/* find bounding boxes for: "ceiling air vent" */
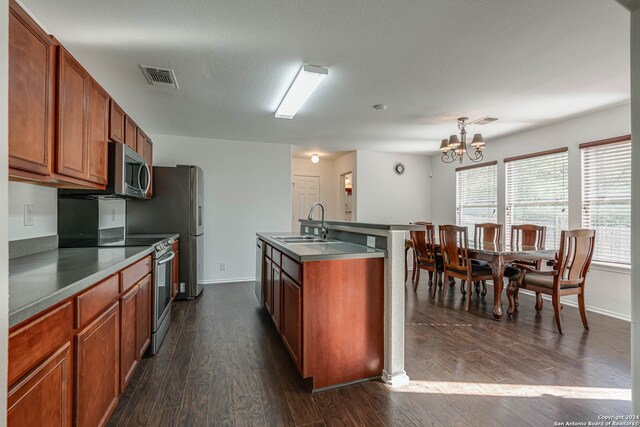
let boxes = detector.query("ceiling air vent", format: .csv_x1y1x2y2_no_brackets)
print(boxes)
471,116,498,125
140,65,179,89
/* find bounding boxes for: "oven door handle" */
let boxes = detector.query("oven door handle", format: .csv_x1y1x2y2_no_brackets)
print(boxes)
157,252,175,265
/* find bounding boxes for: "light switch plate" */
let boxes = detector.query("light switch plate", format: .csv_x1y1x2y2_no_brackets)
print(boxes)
179,282,186,293
305,226,309,233
367,236,376,248
219,262,226,271
24,204,34,226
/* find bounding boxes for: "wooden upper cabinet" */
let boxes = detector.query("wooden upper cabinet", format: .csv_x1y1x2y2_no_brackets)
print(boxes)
144,136,153,197
8,0,56,177
87,79,109,185
109,99,125,143
124,115,137,152
136,127,146,157
56,47,88,181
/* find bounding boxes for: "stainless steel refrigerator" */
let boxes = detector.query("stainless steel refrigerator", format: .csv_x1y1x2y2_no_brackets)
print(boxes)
127,165,204,299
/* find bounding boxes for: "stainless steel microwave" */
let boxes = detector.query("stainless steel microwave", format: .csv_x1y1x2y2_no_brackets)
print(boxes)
59,143,150,199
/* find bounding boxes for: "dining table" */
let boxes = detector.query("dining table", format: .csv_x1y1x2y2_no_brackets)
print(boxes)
466,240,558,320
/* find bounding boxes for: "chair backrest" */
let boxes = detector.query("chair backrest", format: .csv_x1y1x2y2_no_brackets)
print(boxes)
557,229,596,285
474,223,502,245
439,225,470,272
511,224,546,248
411,222,437,263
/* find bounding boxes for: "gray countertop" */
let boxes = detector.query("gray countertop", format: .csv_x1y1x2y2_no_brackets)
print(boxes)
9,233,178,328
257,232,386,262
299,219,422,231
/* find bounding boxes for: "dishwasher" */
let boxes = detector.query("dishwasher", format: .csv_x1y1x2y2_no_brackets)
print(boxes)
255,238,264,305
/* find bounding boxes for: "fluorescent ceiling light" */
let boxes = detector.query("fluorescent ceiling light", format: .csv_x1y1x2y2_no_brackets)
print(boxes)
275,65,328,119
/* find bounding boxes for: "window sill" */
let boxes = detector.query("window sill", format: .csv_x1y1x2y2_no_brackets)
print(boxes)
590,261,631,275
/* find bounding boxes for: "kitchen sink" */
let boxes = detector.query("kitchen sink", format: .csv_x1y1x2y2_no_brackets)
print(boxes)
273,236,335,244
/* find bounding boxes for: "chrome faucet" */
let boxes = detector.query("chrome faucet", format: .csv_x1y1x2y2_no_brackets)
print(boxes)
307,202,328,239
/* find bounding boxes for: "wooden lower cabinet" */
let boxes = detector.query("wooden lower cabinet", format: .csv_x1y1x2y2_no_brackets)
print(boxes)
281,274,302,371
75,302,120,427
171,251,179,300
264,257,273,315
119,285,138,392
137,275,152,358
8,342,72,427
271,263,282,331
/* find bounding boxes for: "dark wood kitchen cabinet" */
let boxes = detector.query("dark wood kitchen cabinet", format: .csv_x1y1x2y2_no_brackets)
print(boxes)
8,0,56,179
171,251,179,300
137,274,152,358
87,78,110,185
271,262,282,331
124,115,137,152
8,342,73,427
75,302,120,427
264,257,273,315
119,285,138,392
56,46,89,181
281,273,302,371
109,99,125,143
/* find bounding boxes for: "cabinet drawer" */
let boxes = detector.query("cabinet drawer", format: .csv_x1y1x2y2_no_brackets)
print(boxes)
8,302,73,386
75,274,119,329
281,254,302,284
272,248,282,265
121,255,152,293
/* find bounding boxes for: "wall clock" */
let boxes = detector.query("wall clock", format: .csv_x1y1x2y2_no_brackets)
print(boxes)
394,163,406,175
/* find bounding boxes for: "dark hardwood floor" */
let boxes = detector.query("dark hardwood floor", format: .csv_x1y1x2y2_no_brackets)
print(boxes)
108,277,631,426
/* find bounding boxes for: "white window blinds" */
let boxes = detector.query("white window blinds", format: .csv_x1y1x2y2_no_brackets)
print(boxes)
581,137,631,264
505,149,568,249
456,162,498,229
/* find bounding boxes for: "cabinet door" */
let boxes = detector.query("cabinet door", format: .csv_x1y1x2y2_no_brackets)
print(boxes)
87,79,109,185
171,251,179,300
264,258,273,315
57,47,89,180
144,136,153,197
119,285,138,392
281,274,302,372
75,302,119,427
8,342,72,427
137,274,151,359
109,99,125,143
272,263,282,331
136,128,146,156
124,115,137,152
8,0,55,177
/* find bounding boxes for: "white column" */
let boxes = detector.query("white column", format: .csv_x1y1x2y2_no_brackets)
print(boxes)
630,6,640,415
382,230,410,386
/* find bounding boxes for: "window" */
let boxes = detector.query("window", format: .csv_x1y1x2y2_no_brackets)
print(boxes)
581,136,631,265
456,162,498,230
505,149,568,249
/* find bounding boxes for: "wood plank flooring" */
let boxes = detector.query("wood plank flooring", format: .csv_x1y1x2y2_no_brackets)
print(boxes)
108,277,631,426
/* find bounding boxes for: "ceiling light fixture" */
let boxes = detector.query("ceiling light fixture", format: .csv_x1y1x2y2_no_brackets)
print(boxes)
440,117,486,164
275,64,328,119
311,154,320,164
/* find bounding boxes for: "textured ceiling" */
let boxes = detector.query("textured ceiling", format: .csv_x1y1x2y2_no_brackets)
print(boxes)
22,0,630,155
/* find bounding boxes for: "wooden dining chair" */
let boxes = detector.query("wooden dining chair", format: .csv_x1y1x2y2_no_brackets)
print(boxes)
411,222,442,297
471,223,503,297
509,224,547,307
512,229,596,334
438,225,494,310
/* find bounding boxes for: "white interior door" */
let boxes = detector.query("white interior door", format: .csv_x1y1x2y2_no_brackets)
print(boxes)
292,175,320,232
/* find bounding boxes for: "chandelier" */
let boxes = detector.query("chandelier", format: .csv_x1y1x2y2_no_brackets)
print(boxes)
440,117,486,164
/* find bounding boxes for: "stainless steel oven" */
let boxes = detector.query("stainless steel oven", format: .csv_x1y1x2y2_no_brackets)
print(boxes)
149,238,175,355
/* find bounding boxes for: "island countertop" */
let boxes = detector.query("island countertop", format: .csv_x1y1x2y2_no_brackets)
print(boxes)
256,232,386,262
9,246,155,328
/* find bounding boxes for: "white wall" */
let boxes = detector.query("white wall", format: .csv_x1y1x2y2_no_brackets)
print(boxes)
150,134,291,283
356,151,432,224
431,103,632,319
334,152,357,221
1,0,10,420
8,182,57,240
630,6,639,415
291,157,338,222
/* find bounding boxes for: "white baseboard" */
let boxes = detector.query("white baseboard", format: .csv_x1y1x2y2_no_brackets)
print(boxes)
200,277,254,285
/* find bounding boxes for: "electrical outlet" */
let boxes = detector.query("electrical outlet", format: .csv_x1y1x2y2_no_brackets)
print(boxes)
305,226,309,233
313,228,319,236
179,282,185,293
219,262,226,271
23,204,34,226
367,236,376,248
111,209,116,221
